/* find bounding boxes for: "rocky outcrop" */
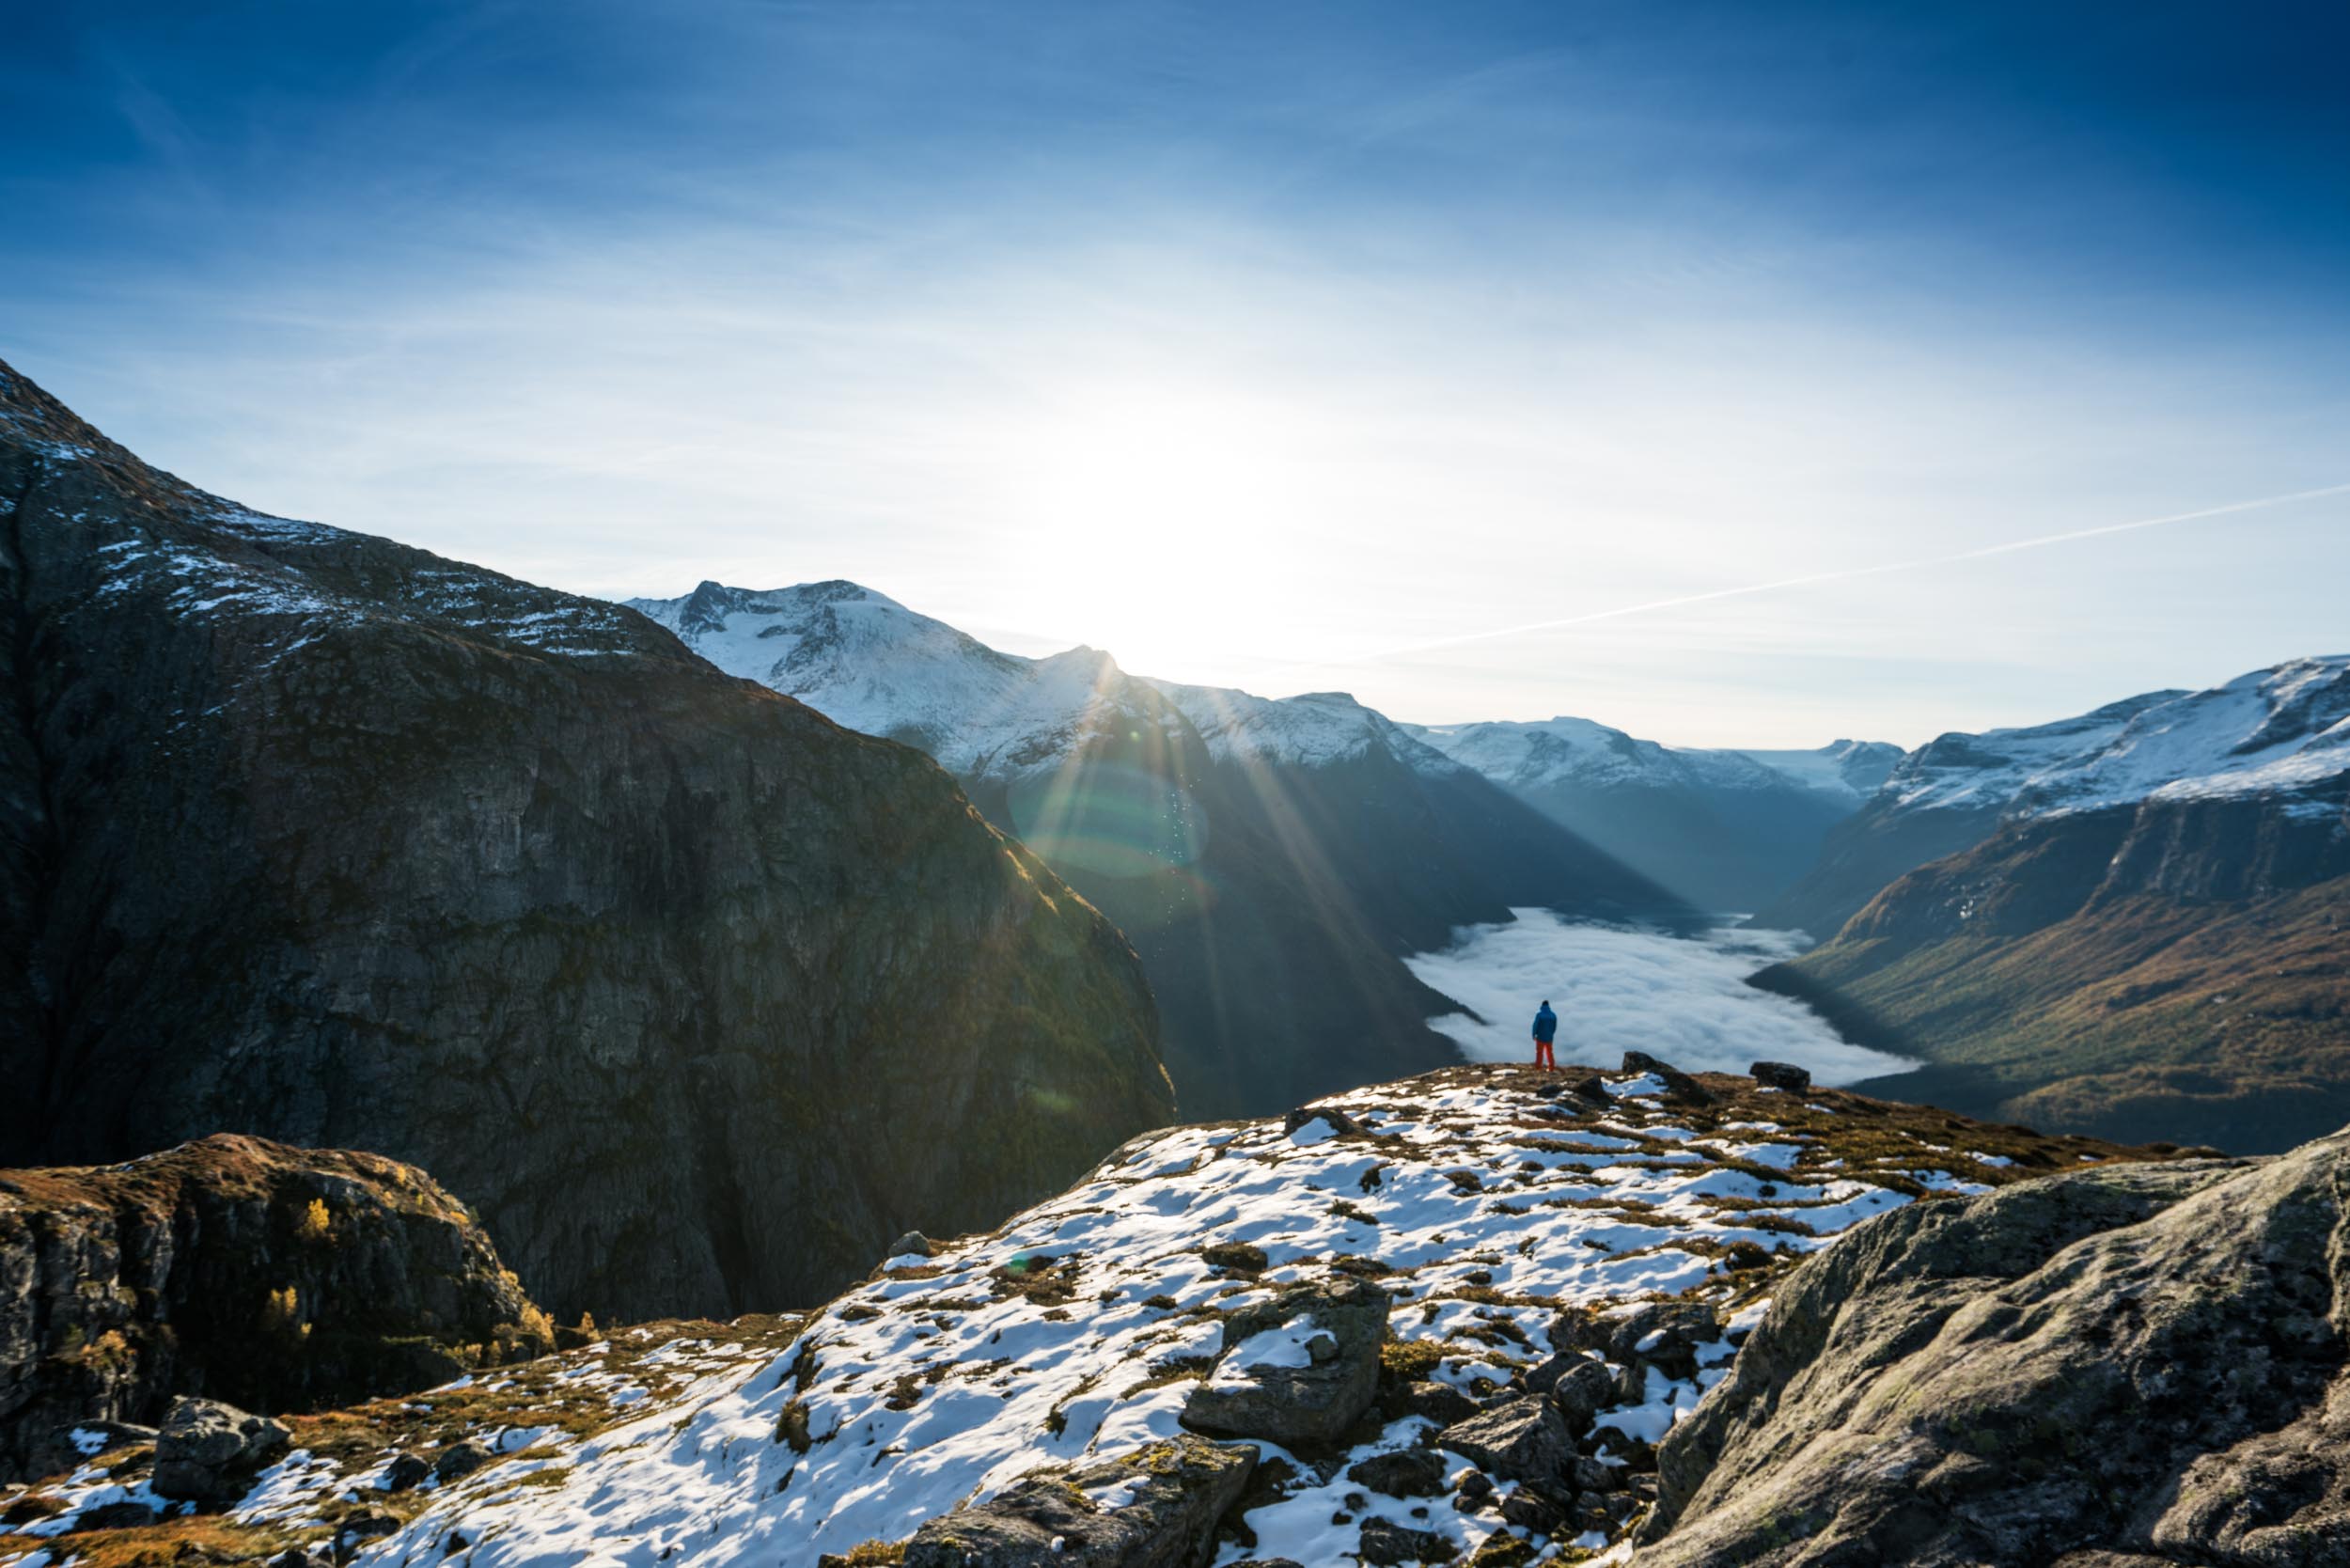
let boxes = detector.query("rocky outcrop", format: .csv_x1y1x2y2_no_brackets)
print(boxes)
898,1435,1255,1568
0,357,1172,1322
0,1135,548,1482
150,1397,291,1502
1639,1139,2350,1566
1181,1278,1388,1446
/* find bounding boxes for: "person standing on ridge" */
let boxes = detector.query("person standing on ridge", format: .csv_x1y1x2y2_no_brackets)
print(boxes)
1531,999,1559,1071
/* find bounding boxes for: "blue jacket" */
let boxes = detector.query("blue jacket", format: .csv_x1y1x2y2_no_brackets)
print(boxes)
1532,1004,1558,1043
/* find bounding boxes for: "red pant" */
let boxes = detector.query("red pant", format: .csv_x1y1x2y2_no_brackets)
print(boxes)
1534,1039,1556,1069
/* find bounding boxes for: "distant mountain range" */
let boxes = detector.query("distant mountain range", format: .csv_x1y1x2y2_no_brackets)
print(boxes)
628,580,1696,1117
0,360,1172,1322
1407,717,1904,912
1760,656,2350,1151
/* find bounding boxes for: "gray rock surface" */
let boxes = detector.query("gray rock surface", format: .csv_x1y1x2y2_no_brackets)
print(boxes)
0,1135,547,1482
1182,1278,1388,1446
1434,1396,1575,1490
1748,1060,1812,1092
151,1396,290,1502
1640,1144,2350,1565
0,357,1172,1323
900,1434,1255,1567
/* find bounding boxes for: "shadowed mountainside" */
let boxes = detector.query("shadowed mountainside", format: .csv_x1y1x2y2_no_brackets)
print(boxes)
0,359,1173,1323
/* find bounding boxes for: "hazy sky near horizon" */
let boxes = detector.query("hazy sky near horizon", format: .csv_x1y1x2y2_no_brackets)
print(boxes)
8,1,2347,745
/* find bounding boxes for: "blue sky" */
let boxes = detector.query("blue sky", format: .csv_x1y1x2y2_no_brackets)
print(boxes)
8,0,2347,745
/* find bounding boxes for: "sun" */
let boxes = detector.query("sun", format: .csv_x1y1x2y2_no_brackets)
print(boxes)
982,380,1326,675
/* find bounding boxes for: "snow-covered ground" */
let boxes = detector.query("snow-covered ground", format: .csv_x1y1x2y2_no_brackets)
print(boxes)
1404,910,1914,1086
327,1063,2025,1568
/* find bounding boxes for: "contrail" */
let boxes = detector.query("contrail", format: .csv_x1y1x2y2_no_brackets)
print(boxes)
1355,479,2350,663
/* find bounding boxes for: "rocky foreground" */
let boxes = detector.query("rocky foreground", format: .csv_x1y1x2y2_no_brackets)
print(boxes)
11,1059,2343,1567
0,1137,550,1485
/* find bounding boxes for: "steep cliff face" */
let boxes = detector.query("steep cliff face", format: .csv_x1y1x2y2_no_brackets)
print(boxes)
0,1135,548,1483
0,358,1172,1322
1640,1136,2350,1566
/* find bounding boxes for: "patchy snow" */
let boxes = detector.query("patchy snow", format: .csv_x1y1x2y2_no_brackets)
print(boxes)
353,1065,2008,1568
1149,682,1464,775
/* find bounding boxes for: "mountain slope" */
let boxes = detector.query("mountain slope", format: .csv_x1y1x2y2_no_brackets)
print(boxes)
1756,690,2188,938
206,1060,2141,1568
0,359,1173,1323
1757,656,2350,1150
629,582,1685,1117
1410,717,1904,913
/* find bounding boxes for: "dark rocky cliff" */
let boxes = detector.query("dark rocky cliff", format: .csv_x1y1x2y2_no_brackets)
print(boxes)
0,358,1173,1322
0,1135,547,1483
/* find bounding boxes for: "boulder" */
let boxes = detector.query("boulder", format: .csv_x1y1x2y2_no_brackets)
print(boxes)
888,1231,936,1261
1620,1052,1712,1105
1434,1397,1575,1492
1555,1300,1720,1382
901,1434,1255,1568
1345,1446,1448,1497
1182,1278,1388,1446
1637,1149,2350,1566
431,1439,494,1483
381,1452,431,1492
1747,1060,1812,1092
1355,1517,1456,1565
150,1397,290,1503
1544,1358,1618,1434
1283,1105,1363,1139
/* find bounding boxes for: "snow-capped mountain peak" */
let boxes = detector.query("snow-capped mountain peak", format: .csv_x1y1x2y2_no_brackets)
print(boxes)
1875,655,2350,823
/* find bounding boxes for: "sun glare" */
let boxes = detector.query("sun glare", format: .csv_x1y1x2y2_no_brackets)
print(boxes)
983,383,1324,675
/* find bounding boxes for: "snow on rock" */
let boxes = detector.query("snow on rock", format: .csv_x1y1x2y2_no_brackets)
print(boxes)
1148,682,1465,775
1879,655,2350,821
347,1062,2084,1568
627,579,1461,778
1408,717,1898,803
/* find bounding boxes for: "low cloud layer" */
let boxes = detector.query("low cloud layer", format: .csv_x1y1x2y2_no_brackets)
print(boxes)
1405,908,1914,1087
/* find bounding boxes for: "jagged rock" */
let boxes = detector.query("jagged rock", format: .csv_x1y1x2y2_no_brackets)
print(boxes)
1345,1446,1447,1497
1283,1105,1363,1138
900,1434,1254,1567
1499,1488,1564,1531
1435,1397,1575,1492
1620,1052,1712,1105
1555,1300,1719,1382
431,1439,494,1483
1748,1060,1811,1092
0,358,1171,1325
1562,1073,1611,1105
150,1396,290,1502
381,1452,431,1492
1544,1357,1617,1433
887,1231,936,1261
1355,1516,1456,1565
1182,1278,1388,1446
0,1136,548,1482
1639,1147,2350,1565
